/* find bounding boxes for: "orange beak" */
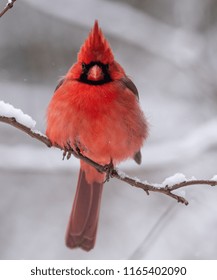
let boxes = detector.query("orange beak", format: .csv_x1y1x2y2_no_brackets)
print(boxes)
87,65,104,81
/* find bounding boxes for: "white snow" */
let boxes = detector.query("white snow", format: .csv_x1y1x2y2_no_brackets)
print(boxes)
116,168,127,179
32,129,47,138
0,100,36,129
211,175,217,181
161,173,187,187
149,173,188,199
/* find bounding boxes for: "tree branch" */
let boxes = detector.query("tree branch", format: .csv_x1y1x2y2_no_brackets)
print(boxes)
0,0,16,18
0,116,51,147
1,114,217,206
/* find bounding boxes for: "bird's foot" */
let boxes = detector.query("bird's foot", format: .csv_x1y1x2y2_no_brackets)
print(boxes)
102,159,114,182
62,141,73,160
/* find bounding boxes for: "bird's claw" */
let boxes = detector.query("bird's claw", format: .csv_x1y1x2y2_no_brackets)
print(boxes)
75,145,81,155
62,141,73,160
103,159,114,183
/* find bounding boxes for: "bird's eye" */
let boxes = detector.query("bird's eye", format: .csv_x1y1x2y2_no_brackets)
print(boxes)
105,64,109,70
82,63,86,71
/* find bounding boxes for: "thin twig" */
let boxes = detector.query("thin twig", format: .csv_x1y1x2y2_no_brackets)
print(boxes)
0,116,51,147
0,0,16,18
1,114,217,205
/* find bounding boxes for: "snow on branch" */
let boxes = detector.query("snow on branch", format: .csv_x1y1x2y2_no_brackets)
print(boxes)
0,101,51,147
0,0,16,18
0,100,217,205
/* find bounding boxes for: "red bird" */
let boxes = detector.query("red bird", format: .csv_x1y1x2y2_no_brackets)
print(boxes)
46,20,148,251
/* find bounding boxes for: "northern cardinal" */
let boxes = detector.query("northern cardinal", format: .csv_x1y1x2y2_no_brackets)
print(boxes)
46,20,148,251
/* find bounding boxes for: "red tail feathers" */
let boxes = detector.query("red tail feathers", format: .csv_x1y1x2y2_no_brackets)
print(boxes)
65,168,103,251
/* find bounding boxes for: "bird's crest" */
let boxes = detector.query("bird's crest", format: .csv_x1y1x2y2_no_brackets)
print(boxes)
78,20,114,64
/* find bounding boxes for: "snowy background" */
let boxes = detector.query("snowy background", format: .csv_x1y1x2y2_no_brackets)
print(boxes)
0,0,217,259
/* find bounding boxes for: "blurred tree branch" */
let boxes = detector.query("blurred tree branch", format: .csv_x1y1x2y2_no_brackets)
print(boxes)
1,114,217,206
0,0,16,18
